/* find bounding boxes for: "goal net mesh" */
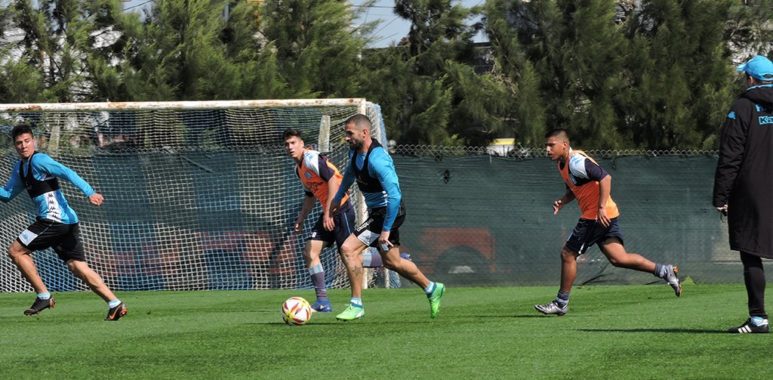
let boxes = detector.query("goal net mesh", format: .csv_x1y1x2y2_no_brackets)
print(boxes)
0,100,388,291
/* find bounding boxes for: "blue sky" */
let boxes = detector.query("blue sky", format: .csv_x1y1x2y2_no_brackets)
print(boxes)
352,0,487,47
123,0,487,48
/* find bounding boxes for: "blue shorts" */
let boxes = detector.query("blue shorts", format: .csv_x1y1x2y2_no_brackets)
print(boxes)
354,205,406,249
307,201,356,249
565,218,624,255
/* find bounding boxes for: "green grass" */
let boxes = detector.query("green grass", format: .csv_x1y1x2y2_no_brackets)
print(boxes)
1,284,771,379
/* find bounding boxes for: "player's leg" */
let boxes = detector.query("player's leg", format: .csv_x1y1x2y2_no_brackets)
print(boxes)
536,220,593,316
336,203,384,268
599,237,681,296
336,235,368,321
381,243,445,318
59,224,126,320
11,222,57,315
9,241,57,315
535,246,576,316
304,240,333,312
8,241,48,294
65,260,126,320
728,252,769,333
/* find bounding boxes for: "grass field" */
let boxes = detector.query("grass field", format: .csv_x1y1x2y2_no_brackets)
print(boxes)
1,283,770,379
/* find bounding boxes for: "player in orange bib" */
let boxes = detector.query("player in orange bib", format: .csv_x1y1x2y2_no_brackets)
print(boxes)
535,129,682,316
283,128,383,312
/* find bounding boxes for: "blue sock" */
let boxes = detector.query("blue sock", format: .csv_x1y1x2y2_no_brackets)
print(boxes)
424,282,436,296
37,292,51,300
308,264,328,300
350,297,363,308
555,291,570,307
108,299,122,308
751,316,769,326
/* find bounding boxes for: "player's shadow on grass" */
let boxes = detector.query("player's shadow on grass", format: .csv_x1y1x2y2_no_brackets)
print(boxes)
578,327,725,334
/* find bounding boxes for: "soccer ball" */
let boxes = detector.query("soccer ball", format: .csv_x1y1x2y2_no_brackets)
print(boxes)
281,296,312,326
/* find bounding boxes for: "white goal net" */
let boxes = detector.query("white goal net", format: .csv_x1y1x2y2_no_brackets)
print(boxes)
0,99,390,291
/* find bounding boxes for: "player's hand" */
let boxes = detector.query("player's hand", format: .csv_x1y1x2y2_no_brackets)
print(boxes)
716,204,728,216
89,193,104,206
378,231,393,252
552,199,563,215
323,214,335,231
597,207,610,227
293,220,303,233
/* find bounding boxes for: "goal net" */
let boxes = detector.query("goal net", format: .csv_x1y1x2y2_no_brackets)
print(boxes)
0,99,393,292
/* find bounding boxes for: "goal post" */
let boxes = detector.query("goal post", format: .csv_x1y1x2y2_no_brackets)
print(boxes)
0,98,397,292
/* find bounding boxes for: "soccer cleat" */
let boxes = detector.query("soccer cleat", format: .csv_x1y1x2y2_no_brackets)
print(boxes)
336,304,365,321
428,282,445,318
534,301,568,316
665,265,682,297
24,296,55,316
105,302,127,321
727,319,769,334
311,299,333,313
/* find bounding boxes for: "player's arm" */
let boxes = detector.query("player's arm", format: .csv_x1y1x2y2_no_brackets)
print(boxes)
317,155,341,231
294,192,315,233
370,149,401,249
713,101,749,213
553,187,575,215
582,159,612,226
0,164,25,202
330,155,355,216
596,174,612,227
33,154,103,205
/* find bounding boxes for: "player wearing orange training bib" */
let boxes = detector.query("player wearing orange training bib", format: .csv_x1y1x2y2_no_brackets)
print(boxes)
534,129,682,316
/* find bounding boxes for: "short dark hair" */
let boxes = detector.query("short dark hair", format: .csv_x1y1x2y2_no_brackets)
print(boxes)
282,128,302,141
545,128,569,140
11,124,34,140
344,114,372,130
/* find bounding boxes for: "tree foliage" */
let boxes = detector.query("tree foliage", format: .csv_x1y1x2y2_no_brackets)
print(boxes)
0,0,767,149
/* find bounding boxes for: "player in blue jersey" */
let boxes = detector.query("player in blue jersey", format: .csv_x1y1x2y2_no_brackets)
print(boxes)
1,125,126,320
329,114,445,321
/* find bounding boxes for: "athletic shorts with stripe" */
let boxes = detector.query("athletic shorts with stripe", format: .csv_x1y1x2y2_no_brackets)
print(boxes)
307,200,357,248
17,219,86,262
565,218,624,255
354,206,406,248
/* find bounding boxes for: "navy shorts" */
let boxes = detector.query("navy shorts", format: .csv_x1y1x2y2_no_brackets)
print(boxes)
565,218,624,255
354,206,406,250
17,219,86,262
308,201,357,248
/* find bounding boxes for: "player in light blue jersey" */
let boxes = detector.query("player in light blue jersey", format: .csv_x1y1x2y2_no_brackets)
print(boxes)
329,114,445,321
1,125,126,320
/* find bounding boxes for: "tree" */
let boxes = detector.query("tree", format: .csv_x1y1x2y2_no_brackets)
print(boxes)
261,0,370,98
619,0,734,149
123,0,287,101
361,0,503,145
0,0,142,102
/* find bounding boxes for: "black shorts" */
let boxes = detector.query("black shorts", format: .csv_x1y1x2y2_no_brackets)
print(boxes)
354,206,406,250
308,201,356,248
565,218,624,255
17,219,86,262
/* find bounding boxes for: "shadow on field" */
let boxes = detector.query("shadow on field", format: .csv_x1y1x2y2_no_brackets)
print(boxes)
578,328,725,334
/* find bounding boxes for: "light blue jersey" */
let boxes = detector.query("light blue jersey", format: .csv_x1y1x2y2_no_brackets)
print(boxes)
0,152,95,224
335,142,401,230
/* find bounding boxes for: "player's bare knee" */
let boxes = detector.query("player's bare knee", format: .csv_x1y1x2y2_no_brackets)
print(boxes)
560,248,577,262
8,244,25,260
382,256,399,270
607,256,623,267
